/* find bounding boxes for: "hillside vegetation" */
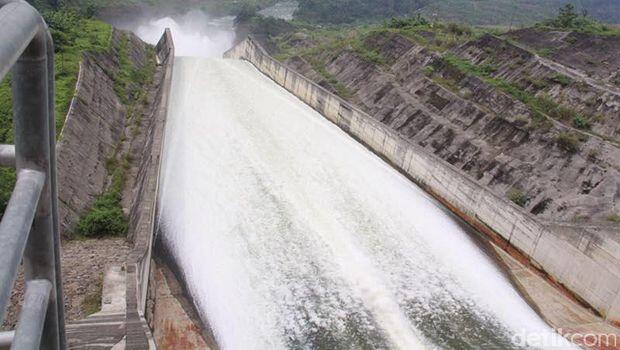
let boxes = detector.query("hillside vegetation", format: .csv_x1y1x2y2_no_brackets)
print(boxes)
294,0,427,24
294,0,620,25
0,4,112,214
33,0,279,18
251,5,620,224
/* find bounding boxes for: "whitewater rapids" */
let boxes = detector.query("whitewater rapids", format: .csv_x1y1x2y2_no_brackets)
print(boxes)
157,57,574,349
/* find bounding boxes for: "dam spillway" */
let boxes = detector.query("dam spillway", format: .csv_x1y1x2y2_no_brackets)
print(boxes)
157,57,574,349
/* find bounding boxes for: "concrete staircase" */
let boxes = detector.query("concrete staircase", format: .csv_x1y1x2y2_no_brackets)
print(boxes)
67,266,154,349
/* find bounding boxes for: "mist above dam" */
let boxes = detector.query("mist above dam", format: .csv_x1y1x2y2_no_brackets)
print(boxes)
110,10,236,57
109,1,298,58
157,57,575,349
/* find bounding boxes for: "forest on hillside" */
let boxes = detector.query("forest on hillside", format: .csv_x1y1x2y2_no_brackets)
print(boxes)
294,0,620,24
28,0,620,25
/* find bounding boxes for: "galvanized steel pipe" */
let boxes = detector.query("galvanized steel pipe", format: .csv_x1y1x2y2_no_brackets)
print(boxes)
0,145,15,167
0,0,65,348
11,280,52,350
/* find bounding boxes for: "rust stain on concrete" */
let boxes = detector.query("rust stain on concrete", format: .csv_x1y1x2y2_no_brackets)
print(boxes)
152,266,211,350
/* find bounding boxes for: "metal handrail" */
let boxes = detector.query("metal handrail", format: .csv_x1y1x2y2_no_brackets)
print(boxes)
0,1,65,349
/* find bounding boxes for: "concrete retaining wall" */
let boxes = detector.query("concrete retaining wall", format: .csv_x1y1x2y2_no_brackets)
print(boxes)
56,29,150,235
127,28,174,317
225,36,620,322
57,27,174,347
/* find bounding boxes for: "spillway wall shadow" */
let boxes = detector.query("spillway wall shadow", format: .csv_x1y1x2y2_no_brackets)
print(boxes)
224,36,620,323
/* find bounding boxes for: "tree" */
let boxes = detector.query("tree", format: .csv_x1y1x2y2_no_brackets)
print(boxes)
557,3,579,28
235,3,259,24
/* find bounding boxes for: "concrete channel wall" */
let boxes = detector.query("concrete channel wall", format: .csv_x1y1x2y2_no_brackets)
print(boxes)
225,36,620,322
128,28,174,317
56,30,151,235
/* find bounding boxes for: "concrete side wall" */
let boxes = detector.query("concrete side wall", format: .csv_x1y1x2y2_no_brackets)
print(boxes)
56,55,125,235
127,28,175,316
56,30,150,235
225,37,620,322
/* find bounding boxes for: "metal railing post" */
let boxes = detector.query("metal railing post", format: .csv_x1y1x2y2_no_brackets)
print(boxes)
12,29,62,350
45,29,66,350
0,1,65,348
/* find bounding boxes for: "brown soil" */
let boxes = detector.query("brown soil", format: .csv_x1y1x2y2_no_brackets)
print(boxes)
1,237,130,330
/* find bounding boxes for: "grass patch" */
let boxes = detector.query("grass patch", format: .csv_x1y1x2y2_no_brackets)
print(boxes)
45,9,113,133
572,114,591,130
507,189,528,207
537,4,620,36
607,214,620,223
354,46,386,65
308,59,352,98
81,273,103,316
76,166,128,237
549,73,571,86
437,53,592,133
536,48,552,57
442,53,497,76
383,20,483,52
0,9,111,218
555,132,581,153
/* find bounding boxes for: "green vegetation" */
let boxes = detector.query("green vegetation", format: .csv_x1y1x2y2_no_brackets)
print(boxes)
381,17,486,52
271,6,601,138
441,53,496,76
271,12,492,69
608,214,620,223
295,0,427,24
549,73,571,86
507,189,528,207
81,273,103,315
236,12,296,40
294,0,620,26
47,10,112,130
555,131,581,153
537,3,620,36
422,66,435,76
384,14,429,29
271,24,389,97
353,42,386,66
0,7,112,216
536,48,552,57
572,115,591,130
433,53,594,133
309,59,352,98
109,33,155,105
5,8,112,133
76,165,127,237
573,213,591,223
33,0,280,18
75,34,155,238
423,0,620,26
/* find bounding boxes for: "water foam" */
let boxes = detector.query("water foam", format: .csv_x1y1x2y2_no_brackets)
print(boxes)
123,10,235,58
158,57,576,349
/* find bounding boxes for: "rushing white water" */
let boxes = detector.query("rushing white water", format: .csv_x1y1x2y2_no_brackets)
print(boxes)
158,57,575,349
118,10,235,58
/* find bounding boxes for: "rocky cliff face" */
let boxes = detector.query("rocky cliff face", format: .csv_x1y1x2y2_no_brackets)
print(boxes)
56,29,153,235
283,31,619,227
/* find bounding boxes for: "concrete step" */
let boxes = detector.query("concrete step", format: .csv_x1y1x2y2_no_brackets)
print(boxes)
66,265,154,350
